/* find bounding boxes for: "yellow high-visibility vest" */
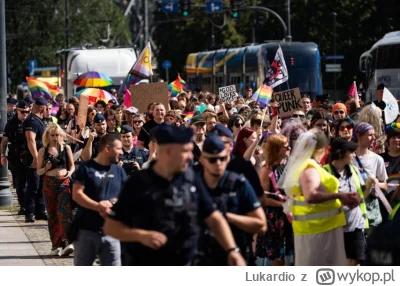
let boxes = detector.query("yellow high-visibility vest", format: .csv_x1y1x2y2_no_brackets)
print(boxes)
389,202,400,221
323,164,369,229
291,159,346,235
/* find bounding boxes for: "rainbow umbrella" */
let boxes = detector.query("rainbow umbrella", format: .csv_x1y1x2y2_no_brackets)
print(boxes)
73,71,113,87
75,88,116,104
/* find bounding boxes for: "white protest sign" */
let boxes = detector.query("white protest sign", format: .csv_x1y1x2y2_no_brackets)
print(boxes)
272,88,302,118
219,85,237,102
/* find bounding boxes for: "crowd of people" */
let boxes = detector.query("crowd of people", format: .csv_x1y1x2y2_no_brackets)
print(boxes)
1,82,400,266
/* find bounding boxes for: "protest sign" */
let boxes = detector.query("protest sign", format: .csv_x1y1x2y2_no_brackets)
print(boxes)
272,88,302,118
219,85,237,102
130,82,169,113
76,94,88,128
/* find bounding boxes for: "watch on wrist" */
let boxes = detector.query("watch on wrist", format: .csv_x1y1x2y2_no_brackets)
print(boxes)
226,247,240,254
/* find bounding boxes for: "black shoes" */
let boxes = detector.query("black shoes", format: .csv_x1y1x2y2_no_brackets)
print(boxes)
25,216,35,223
35,213,48,221
18,208,26,215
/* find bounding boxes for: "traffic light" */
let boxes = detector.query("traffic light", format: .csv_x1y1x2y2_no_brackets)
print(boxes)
180,0,191,17
230,0,243,20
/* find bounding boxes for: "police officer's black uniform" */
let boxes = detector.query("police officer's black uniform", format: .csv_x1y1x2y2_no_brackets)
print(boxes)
109,123,216,266
3,101,29,213
22,98,47,222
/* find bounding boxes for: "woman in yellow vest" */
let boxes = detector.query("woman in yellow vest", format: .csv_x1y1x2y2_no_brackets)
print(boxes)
323,138,372,266
277,130,360,266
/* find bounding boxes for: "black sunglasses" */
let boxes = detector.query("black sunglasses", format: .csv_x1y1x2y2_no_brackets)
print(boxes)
234,122,243,128
334,110,345,115
18,110,30,114
204,156,228,164
132,120,143,124
292,114,305,119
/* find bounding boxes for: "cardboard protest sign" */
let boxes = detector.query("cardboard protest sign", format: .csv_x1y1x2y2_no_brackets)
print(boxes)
130,82,169,113
219,85,237,102
272,88,302,118
76,94,89,128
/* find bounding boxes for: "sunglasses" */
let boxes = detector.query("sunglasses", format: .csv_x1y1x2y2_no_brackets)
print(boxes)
204,156,228,164
50,134,61,137
339,125,353,131
234,122,243,128
292,114,305,119
133,120,143,124
334,110,345,115
18,110,30,114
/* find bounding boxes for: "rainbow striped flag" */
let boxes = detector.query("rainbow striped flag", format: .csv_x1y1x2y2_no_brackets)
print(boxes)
119,42,153,94
168,74,187,97
184,111,194,122
26,77,58,105
251,84,273,108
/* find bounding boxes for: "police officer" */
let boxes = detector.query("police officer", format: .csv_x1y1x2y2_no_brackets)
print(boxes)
6,97,17,122
22,97,48,222
81,113,107,161
1,100,30,214
118,125,149,177
104,123,246,266
195,135,266,265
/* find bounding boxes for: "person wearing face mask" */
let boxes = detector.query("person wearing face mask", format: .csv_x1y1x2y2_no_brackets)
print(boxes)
332,103,347,121
81,113,107,161
137,103,165,149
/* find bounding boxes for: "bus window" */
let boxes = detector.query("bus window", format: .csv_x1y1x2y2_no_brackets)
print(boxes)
377,44,400,69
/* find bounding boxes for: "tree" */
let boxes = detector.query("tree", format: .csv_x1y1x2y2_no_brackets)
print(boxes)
5,0,131,90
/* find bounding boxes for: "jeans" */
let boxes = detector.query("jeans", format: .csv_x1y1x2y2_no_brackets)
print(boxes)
74,229,121,266
24,167,46,218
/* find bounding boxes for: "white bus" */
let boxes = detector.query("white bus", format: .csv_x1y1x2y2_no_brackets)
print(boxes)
360,31,400,101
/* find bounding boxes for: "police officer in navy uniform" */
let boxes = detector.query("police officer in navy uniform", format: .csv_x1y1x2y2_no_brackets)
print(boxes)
81,113,107,161
118,125,149,177
195,135,266,265
1,101,30,214
104,123,246,266
22,97,48,222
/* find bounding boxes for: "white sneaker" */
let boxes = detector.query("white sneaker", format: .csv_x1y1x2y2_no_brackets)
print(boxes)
50,247,62,256
60,244,74,256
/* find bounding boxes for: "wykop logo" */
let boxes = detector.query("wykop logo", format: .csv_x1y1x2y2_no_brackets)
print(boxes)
316,268,335,285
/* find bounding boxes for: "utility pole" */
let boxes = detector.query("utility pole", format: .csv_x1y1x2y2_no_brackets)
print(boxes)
284,0,292,42
0,0,12,206
65,0,70,49
332,12,337,98
144,0,149,45
252,13,256,44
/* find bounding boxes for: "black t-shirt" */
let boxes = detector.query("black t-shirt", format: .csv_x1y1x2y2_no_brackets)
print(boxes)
23,114,45,151
227,155,264,197
71,160,127,232
83,137,101,160
137,120,160,149
110,164,215,266
380,152,400,177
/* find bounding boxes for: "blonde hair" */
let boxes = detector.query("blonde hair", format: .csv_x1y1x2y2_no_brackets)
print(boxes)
42,123,65,151
263,134,287,168
356,105,383,137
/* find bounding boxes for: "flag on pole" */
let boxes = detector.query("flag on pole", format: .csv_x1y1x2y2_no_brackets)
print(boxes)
168,73,187,97
118,42,153,94
26,76,59,115
124,89,131,107
347,81,358,98
264,46,289,88
251,84,273,108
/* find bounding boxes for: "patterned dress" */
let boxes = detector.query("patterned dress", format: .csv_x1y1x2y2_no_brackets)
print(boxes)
255,164,294,263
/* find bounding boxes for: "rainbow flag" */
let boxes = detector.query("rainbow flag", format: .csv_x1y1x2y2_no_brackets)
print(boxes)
251,84,273,108
168,74,186,97
184,111,194,122
119,42,153,94
26,77,58,105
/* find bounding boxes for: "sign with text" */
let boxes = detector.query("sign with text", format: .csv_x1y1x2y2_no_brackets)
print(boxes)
272,87,302,118
130,82,169,113
77,94,89,128
219,85,237,102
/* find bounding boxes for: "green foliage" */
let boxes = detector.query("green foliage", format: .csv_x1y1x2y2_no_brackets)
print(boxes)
5,0,131,90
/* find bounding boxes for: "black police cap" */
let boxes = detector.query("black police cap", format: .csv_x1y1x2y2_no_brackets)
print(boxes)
7,98,17,105
16,100,29,109
202,135,225,154
120,124,133,134
209,124,233,139
152,123,193,145
93,113,106,123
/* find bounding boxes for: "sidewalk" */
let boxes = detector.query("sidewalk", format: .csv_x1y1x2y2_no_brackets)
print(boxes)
0,210,45,266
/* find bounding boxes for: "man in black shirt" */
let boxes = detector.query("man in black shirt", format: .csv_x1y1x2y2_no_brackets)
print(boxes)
137,103,165,149
72,134,127,266
1,101,30,214
81,113,107,161
104,123,245,266
22,97,47,222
